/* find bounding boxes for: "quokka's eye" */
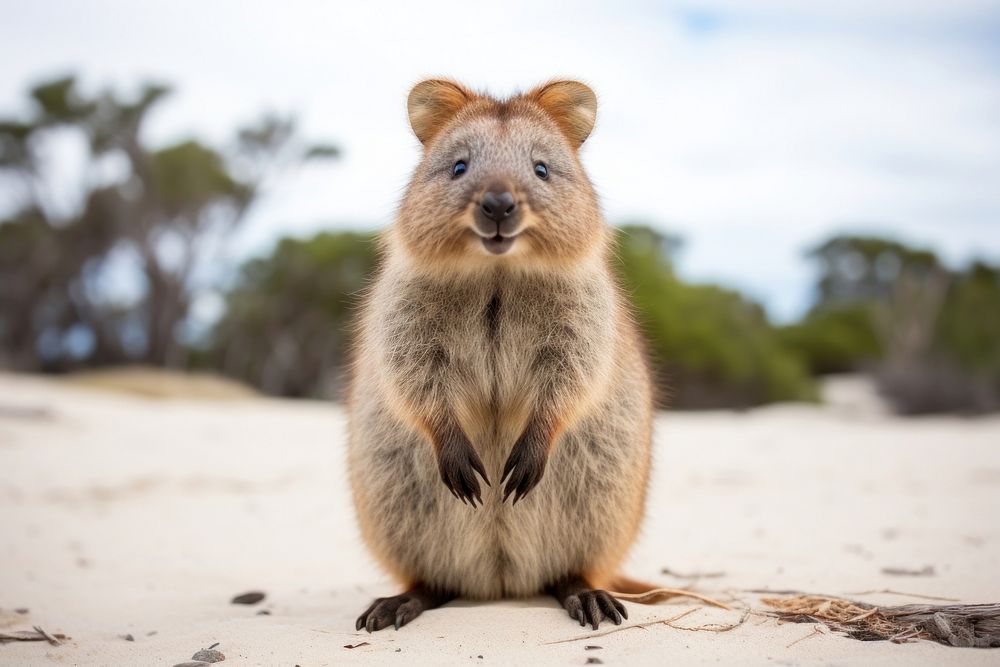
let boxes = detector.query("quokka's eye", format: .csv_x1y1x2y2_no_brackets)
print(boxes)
452,160,468,178
534,162,549,180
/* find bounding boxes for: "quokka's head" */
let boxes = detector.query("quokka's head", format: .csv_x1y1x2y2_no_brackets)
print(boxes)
394,79,606,270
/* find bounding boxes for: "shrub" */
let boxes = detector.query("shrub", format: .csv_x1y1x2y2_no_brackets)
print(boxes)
613,225,817,408
778,303,882,375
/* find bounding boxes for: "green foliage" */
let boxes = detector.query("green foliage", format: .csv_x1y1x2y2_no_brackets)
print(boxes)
30,76,92,123
151,141,250,217
779,303,882,375
614,225,817,408
208,231,379,397
935,263,1000,375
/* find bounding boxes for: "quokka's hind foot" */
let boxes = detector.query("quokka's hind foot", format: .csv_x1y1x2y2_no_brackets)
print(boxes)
549,575,628,630
355,584,454,632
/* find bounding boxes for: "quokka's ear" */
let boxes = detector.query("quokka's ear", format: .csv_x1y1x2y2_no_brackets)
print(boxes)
407,79,476,145
527,80,597,148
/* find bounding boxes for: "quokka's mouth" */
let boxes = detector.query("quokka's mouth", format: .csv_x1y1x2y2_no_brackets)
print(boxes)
482,233,516,255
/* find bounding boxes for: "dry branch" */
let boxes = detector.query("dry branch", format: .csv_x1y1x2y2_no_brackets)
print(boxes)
761,594,1000,648
0,627,67,645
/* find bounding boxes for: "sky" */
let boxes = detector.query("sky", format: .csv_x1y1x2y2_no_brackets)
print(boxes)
1,0,999,321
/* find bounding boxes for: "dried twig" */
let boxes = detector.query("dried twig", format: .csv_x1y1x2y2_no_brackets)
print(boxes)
543,608,699,645
845,607,880,623
0,627,67,645
33,626,62,646
661,567,726,579
663,610,750,633
745,587,960,603
786,625,824,649
609,587,731,609
847,589,959,602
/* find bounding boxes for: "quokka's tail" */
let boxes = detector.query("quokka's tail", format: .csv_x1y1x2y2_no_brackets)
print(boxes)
607,574,731,609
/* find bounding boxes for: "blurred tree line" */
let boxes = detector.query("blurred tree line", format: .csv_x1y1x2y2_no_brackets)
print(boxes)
200,227,1000,412
781,237,1000,413
3,76,999,412
0,75,337,371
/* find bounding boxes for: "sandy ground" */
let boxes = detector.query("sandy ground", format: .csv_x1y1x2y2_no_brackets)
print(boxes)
1,372,999,666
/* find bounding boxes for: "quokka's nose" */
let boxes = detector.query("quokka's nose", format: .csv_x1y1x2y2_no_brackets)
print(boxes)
479,191,516,223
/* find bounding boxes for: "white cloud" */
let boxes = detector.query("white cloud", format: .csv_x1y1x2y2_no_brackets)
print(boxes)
1,0,998,320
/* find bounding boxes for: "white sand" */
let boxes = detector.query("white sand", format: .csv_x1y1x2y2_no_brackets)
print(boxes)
1,372,998,666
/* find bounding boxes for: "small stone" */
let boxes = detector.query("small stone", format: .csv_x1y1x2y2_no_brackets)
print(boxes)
586,659,603,665
14,608,29,615
230,591,265,605
172,662,211,667
255,609,271,615
121,634,134,642
191,648,225,662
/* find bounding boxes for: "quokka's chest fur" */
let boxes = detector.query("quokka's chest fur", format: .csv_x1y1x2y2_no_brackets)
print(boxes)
372,267,617,451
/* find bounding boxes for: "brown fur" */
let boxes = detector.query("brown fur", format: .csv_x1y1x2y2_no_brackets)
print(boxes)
347,79,654,602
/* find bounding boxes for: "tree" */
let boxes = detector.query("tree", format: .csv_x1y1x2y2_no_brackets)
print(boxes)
792,234,1000,413
808,235,941,306
0,74,339,371
206,231,379,397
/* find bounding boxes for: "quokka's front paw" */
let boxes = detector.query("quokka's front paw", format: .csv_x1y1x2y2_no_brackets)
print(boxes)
437,436,490,507
500,434,547,504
